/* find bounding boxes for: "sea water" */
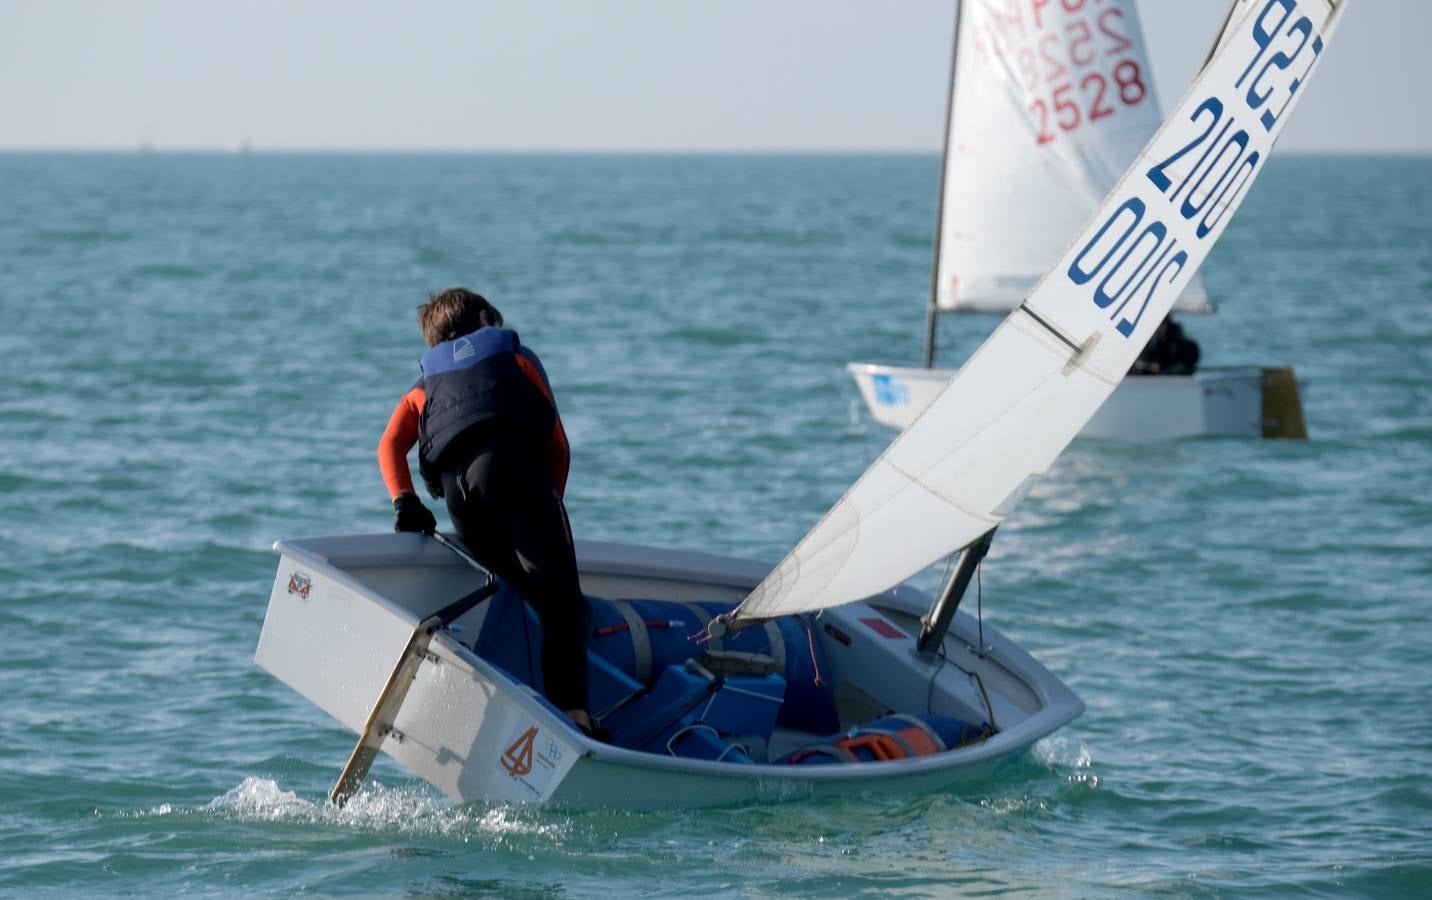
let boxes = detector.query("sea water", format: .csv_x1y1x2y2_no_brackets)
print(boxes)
0,153,1428,897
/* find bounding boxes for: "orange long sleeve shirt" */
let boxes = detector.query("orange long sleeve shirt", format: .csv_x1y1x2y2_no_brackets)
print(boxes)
378,366,571,501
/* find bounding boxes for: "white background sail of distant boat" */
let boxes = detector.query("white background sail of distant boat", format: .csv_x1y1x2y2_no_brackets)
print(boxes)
935,0,1210,316
848,0,1308,440
742,0,1342,624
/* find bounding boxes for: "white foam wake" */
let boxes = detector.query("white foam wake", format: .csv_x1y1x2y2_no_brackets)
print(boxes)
191,776,571,839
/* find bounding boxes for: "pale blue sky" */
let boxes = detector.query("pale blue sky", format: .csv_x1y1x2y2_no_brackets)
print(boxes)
0,1,1422,153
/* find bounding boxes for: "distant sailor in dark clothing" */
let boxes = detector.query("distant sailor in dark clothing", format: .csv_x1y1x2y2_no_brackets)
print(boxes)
377,287,594,734
1130,315,1201,376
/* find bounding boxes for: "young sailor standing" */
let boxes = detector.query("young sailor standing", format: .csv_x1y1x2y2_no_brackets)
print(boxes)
377,288,594,734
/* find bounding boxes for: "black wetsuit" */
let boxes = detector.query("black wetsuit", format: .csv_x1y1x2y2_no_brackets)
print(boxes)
440,433,589,713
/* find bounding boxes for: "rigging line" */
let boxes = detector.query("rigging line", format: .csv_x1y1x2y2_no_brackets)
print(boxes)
924,641,996,733
928,556,997,733
977,559,985,658
800,617,826,687
972,669,999,733
925,640,949,715
973,560,996,729
936,551,957,603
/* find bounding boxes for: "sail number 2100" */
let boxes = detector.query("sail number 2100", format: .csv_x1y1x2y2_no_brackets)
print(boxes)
1063,0,1325,340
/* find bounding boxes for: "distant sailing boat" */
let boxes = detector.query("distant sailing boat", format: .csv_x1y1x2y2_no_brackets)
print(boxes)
258,0,1344,809
848,0,1308,440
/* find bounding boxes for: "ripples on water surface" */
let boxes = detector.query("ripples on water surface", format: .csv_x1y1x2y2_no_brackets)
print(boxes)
1,153,1429,897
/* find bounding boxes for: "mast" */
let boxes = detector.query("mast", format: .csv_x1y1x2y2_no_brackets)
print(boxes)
921,0,964,369
917,528,995,654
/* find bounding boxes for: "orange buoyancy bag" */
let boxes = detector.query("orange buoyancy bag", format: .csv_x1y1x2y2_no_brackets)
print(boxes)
783,714,992,765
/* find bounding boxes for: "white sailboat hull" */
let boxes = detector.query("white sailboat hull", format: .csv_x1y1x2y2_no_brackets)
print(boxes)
257,534,1083,810
847,362,1306,440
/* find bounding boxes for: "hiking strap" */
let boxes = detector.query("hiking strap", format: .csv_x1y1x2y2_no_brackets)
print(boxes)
608,599,652,683
761,620,786,673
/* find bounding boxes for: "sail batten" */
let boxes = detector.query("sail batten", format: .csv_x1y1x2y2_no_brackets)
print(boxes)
735,0,1346,625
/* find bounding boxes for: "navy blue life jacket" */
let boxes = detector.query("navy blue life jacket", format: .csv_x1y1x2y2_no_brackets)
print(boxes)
416,327,556,496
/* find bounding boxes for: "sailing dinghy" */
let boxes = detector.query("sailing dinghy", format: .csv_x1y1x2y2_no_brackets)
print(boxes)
848,0,1308,440
257,0,1345,809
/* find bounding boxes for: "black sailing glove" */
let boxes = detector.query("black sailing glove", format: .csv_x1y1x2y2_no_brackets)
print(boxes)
393,492,437,534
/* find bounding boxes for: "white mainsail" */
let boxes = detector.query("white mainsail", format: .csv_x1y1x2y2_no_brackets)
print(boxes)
935,0,1210,314
737,0,1345,624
